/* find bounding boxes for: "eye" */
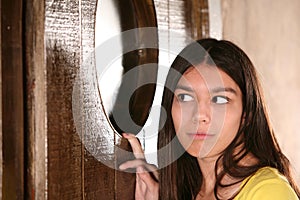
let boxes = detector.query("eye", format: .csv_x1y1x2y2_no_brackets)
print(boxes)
177,94,194,102
212,96,229,104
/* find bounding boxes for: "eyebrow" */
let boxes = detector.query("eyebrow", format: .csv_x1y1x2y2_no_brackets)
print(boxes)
211,87,237,95
175,84,194,92
175,85,237,95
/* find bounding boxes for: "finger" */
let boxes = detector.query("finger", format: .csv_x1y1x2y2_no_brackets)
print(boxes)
146,164,159,181
119,159,147,170
123,133,145,159
119,160,158,177
136,166,159,191
135,168,147,200
142,164,159,179
138,171,158,187
138,164,159,182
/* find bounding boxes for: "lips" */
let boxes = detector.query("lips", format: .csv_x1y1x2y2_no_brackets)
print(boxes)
187,132,213,140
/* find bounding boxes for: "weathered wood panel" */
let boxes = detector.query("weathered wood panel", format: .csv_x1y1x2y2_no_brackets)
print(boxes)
45,0,83,198
80,0,116,199
1,0,24,199
24,0,210,199
154,0,209,48
185,0,209,39
25,0,47,199
0,0,2,198
112,1,158,199
44,0,127,198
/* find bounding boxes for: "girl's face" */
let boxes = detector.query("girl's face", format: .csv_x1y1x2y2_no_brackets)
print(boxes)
171,64,243,158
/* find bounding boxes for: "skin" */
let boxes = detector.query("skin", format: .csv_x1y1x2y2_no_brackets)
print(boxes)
172,65,244,199
120,64,244,199
172,64,243,159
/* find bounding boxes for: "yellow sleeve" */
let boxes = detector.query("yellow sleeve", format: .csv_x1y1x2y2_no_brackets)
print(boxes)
247,179,299,200
235,167,299,200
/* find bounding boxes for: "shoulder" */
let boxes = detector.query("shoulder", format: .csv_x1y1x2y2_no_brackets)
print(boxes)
235,167,299,200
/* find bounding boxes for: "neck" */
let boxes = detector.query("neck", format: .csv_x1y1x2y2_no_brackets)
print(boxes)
197,155,219,196
196,151,258,199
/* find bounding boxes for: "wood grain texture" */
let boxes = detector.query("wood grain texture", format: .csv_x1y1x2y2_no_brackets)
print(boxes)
80,0,116,199
45,0,83,198
108,0,158,135
31,0,210,199
154,0,191,55
45,0,120,199
185,0,210,40
0,0,2,198
113,1,158,199
25,0,47,199
131,0,158,130
1,0,24,199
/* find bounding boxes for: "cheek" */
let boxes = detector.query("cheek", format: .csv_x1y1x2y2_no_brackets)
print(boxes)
171,102,195,134
220,110,242,139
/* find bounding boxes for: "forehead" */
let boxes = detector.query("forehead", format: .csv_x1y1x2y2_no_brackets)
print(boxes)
178,65,240,91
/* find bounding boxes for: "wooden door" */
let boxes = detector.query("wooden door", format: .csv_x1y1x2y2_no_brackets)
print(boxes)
1,0,24,198
0,0,209,199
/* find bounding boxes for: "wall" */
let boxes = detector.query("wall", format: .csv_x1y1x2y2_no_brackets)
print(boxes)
222,0,300,183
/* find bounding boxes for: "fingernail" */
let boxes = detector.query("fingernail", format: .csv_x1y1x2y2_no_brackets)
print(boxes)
119,164,125,170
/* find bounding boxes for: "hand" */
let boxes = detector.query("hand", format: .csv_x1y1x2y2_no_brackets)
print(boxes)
119,133,159,200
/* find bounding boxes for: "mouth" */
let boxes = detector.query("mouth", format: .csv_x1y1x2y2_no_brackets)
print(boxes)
187,132,214,140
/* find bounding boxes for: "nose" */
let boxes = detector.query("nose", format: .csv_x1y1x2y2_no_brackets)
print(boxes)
192,101,211,124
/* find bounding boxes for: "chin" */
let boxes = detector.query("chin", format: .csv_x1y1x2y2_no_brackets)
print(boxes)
186,148,202,158
187,147,217,159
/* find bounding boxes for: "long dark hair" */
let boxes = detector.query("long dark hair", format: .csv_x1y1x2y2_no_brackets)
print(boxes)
157,38,300,199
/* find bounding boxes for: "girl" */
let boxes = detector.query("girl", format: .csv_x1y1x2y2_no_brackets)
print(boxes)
119,39,300,199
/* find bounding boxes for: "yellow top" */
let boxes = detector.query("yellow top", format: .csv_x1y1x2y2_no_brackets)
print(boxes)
234,167,298,200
